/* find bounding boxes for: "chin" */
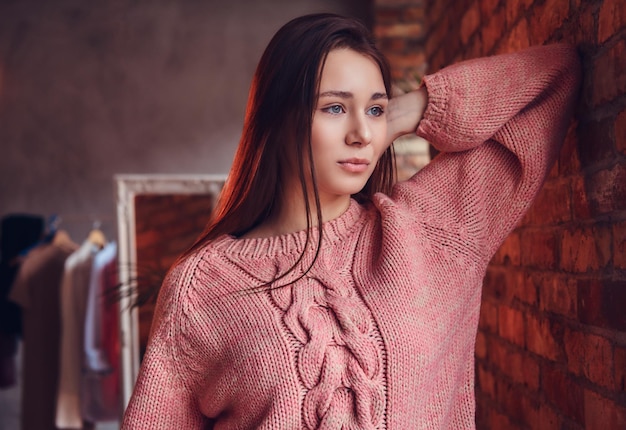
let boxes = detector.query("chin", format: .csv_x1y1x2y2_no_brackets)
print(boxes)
342,183,370,198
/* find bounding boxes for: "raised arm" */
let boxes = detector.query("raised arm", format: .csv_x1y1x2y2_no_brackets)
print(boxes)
393,44,581,261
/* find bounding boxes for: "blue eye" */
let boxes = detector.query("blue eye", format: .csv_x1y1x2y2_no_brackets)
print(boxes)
368,106,384,117
324,105,344,114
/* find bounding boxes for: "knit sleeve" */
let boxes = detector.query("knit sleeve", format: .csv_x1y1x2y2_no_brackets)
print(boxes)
395,43,581,261
121,257,210,429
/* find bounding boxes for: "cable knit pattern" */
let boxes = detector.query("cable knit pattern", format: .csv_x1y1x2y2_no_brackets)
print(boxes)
122,44,581,430
269,242,386,429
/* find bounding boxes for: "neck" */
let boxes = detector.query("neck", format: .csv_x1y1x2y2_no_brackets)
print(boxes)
242,183,351,239
278,192,351,233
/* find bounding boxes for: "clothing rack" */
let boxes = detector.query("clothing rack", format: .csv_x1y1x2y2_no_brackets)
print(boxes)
2,213,121,429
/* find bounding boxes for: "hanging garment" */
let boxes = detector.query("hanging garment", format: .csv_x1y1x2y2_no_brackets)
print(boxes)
83,241,120,423
55,240,101,429
9,230,78,430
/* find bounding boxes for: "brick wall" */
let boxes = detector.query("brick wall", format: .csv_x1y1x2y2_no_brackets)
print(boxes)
375,1,431,178
375,0,625,428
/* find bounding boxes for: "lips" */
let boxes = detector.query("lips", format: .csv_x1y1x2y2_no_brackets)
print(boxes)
338,158,370,173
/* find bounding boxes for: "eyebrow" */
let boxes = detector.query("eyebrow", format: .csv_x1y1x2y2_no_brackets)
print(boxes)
318,90,388,100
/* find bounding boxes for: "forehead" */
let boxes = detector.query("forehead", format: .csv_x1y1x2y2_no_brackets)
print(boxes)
318,48,385,93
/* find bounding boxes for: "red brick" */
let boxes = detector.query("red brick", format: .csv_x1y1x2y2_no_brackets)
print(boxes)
577,278,605,327
497,17,530,54
538,274,577,318
507,0,534,27
481,7,506,55
476,363,496,399
507,350,540,391
592,39,626,106
584,390,626,430
375,22,425,39
530,403,562,430
547,155,559,179
577,117,615,169
528,0,570,45
475,398,489,429
489,408,515,430
487,337,539,390
526,179,571,225
614,220,626,269
483,266,506,301
460,2,480,44
518,272,540,306
542,363,585,424
492,231,521,265
375,8,405,25
426,46,444,73
519,403,541,429
504,0,520,27
378,37,408,55
475,330,487,360
441,29,462,65
479,0,500,20
564,329,614,389
463,37,483,61
558,120,580,176
499,305,526,346
135,229,162,248
598,0,626,43
136,198,179,226
616,109,626,155
587,163,626,214
167,234,199,256
519,206,533,227
403,6,425,22
158,256,179,273
614,345,626,393
571,3,597,46
421,0,447,24
602,280,626,331
385,51,427,71
560,225,612,273
526,314,562,361
497,378,537,425
520,228,558,269
504,269,532,306
374,0,422,6
571,175,592,220
479,299,499,333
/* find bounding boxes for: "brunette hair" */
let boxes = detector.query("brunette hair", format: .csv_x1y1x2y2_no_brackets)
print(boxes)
182,13,394,286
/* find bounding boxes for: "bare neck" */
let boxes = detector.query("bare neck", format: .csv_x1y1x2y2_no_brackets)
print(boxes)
241,185,351,239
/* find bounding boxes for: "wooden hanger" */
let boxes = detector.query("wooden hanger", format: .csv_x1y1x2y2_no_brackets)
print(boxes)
52,229,76,249
87,221,107,249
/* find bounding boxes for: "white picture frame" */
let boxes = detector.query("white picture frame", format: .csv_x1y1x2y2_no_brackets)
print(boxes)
114,174,226,412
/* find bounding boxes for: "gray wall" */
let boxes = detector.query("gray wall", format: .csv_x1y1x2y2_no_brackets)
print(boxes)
0,0,372,242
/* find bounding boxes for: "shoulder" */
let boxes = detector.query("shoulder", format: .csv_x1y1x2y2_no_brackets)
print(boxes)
160,244,217,302
158,237,257,306
149,244,226,352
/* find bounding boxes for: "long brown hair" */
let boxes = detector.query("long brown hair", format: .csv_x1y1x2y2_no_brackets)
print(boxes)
182,13,394,286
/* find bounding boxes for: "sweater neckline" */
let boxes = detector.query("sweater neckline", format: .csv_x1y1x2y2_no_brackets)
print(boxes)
213,199,367,259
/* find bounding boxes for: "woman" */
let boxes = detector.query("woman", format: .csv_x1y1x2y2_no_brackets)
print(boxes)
122,13,580,429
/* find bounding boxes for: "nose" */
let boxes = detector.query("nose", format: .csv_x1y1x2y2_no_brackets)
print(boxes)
346,113,372,146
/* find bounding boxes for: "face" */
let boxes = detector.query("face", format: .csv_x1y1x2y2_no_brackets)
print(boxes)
309,48,388,205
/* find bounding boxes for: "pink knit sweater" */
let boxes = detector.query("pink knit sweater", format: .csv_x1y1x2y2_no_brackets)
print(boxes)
122,44,580,429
